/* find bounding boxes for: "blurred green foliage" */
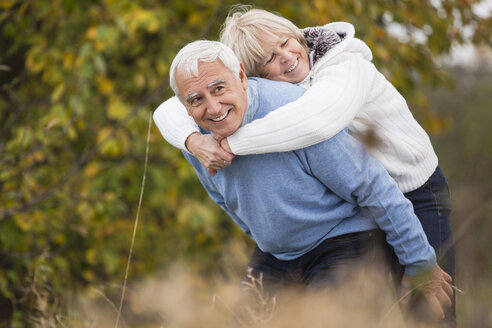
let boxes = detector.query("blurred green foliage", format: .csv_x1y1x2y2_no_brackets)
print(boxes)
427,66,492,327
0,0,491,326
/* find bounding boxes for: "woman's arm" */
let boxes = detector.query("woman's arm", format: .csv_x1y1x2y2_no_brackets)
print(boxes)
153,96,199,151
153,96,234,174
227,52,376,155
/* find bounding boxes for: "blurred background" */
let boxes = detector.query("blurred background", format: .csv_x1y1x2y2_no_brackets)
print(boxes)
1,0,491,327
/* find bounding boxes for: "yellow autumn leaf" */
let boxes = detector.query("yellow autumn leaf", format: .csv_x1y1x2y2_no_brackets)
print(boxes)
25,45,47,73
51,83,65,102
97,127,112,143
97,127,121,156
187,12,202,25
86,26,96,40
62,52,74,69
0,0,16,9
97,76,114,95
107,97,130,120
13,213,31,232
84,162,99,178
85,249,97,265
54,233,67,245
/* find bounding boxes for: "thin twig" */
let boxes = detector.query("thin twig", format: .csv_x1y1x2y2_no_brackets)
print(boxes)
91,288,119,314
114,112,152,328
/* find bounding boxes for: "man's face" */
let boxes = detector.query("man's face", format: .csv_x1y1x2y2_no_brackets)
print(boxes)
176,60,249,137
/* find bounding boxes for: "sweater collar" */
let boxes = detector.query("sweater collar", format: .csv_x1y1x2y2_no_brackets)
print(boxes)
241,79,259,127
301,22,355,65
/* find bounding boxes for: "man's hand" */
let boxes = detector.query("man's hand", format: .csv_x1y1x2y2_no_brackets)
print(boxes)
401,264,453,320
185,132,235,176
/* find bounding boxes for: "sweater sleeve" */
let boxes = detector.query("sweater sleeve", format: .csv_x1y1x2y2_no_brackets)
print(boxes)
153,96,200,152
227,52,375,155
301,131,436,276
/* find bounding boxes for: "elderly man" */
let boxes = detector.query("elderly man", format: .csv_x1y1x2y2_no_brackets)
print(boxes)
154,40,452,319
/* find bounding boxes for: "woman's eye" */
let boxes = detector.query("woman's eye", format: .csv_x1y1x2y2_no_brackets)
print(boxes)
266,54,275,64
281,39,289,47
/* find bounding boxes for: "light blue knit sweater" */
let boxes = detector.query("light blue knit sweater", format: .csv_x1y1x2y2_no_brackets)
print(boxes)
183,78,435,276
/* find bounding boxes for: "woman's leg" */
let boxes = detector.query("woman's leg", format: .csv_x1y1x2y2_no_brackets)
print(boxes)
403,166,456,327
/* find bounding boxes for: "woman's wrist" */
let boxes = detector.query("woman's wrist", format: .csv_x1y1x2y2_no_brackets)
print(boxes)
185,132,201,154
220,138,232,154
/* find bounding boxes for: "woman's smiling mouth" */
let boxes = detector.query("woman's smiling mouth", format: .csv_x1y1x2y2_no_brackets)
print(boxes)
285,58,298,73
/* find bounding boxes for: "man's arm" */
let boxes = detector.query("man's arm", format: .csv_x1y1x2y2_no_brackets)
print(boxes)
153,96,199,152
302,129,452,319
302,129,435,275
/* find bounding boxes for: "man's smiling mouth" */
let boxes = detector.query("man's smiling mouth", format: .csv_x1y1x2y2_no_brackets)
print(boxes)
211,110,229,122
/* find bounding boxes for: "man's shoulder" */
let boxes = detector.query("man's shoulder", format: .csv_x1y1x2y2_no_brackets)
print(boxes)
249,77,305,94
248,77,306,112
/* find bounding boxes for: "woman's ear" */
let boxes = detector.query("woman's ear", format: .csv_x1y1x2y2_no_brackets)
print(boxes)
239,63,248,90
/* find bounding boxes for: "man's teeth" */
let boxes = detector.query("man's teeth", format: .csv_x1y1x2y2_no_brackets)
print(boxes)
212,111,228,122
285,59,298,73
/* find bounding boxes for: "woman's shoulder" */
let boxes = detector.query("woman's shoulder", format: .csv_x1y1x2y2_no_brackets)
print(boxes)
302,22,355,64
303,22,372,71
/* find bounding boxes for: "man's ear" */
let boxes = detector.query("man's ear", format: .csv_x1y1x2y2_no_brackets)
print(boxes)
239,63,248,90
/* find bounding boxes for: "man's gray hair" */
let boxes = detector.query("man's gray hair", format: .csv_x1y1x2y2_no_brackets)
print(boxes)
169,40,242,98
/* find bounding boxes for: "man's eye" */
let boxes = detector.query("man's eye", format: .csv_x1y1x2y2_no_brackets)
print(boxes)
190,97,202,106
214,86,224,92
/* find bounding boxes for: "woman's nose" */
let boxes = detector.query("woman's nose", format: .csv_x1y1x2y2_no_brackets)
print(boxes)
278,49,293,63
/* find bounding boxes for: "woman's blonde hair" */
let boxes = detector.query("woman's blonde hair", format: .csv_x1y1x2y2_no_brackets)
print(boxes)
220,5,307,77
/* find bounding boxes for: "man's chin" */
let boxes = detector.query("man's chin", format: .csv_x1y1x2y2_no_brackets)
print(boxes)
206,124,239,138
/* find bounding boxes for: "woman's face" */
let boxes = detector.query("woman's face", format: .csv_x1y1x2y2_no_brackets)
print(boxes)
258,37,310,84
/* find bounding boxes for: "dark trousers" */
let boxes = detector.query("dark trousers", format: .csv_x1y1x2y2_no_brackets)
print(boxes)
393,166,456,327
236,230,392,324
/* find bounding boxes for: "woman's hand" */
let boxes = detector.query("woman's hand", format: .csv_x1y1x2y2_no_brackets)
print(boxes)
185,132,235,176
400,264,453,320
220,138,232,154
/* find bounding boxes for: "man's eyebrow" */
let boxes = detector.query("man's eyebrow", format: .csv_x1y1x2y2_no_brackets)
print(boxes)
185,92,199,104
207,80,226,89
185,80,226,104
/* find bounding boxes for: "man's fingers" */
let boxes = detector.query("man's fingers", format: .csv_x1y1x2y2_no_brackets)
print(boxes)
399,275,412,304
207,168,217,176
436,287,452,309
425,293,445,320
442,279,454,299
442,271,452,283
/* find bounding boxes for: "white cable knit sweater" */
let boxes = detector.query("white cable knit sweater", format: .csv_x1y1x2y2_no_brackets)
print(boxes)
153,22,438,193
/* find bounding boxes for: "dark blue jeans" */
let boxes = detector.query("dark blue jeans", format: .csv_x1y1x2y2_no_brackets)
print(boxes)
236,230,392,323
394,166,456,327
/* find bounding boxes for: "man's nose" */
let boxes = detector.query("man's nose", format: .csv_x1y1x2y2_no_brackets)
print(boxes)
205,96,221,115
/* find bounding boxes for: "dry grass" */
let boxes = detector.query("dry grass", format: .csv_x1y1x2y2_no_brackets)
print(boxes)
65,261,454,328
